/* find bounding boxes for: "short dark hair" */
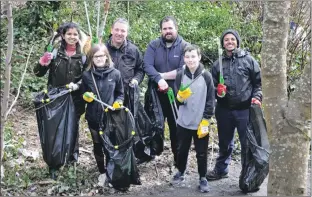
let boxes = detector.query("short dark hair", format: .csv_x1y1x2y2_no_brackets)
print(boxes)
61,22,80,36
159,16,178,30
184,44,201,56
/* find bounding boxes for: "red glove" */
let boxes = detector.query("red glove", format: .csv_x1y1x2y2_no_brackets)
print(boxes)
251,98,261,106
158,85,169,93
39,52,53,66
217,84,226,97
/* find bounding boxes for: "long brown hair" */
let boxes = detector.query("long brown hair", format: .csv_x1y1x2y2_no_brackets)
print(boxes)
86,44,113,70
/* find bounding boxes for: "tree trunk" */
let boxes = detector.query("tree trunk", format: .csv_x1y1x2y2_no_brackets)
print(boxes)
262,1,311,196
0,2,13,161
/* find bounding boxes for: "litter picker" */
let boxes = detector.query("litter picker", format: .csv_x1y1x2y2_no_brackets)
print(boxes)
167,87,178,124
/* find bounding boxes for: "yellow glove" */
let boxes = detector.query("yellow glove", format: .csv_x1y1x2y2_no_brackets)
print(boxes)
83,92,95,103
177,87,192,102
112,101,123,109
197,119,210,139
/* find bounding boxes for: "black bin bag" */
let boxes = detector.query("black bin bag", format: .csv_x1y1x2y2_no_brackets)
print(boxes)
126,86,155,163
239,104,270,193
33,87,78,170
101,108,141,190
143,81,165,157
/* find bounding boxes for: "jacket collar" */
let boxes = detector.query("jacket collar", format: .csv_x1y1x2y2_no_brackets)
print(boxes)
159,35,183,48
58,44,82,59
223,48,248,60
107,38,128,52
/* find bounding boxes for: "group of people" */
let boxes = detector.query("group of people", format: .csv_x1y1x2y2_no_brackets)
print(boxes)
34,15,262,193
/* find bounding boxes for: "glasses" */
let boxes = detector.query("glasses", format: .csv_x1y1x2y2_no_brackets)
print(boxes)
93,54,107,59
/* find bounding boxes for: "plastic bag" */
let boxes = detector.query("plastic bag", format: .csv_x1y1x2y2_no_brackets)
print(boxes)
126,86,155,163
101,109,141,190
144,81,165,156
33,87,78,170
239,104,270,193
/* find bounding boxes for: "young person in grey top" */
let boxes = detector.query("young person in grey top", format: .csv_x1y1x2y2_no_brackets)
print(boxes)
171,45,215,193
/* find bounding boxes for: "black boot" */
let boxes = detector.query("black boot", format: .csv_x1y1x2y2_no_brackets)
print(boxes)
49,168,57,180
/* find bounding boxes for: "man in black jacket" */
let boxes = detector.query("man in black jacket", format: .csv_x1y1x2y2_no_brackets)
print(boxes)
207,29,262,180
105,18,144,106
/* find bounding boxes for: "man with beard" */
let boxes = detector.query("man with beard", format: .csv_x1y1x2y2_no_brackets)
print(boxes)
144,16,190,168
105,18,144,105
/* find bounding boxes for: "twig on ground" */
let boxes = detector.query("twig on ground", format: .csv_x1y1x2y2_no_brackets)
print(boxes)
154,160,159,178
79,147,92,154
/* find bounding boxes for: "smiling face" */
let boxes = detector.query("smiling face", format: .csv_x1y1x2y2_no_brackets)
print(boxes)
184,49,201,71
223,33,238,52
111,22,128,47
63,28,79,45
161,20,178,42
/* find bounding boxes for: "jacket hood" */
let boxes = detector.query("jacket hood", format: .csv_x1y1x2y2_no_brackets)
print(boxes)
91,65,114,77
220,29,241,49
184,63,205,79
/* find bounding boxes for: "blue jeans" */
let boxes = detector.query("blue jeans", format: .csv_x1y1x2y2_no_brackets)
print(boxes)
214,104,249,174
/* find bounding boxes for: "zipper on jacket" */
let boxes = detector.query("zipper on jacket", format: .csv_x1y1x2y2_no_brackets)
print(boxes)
67,56,71,83
54,59,62,73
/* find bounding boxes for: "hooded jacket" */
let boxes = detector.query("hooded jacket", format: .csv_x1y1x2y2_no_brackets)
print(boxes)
175,63,215,130
33,44,87,116
144,35,189,88
81,66,124,129
106,38,144,86
211,30,262,110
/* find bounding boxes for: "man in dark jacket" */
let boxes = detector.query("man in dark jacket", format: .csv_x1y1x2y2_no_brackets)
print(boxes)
143,16,190,167
105,18,144,105
207,29,262,180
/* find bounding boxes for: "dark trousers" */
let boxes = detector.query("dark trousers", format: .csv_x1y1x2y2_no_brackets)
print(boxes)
176,124,209,178
71,114,81,162
71,96,86,162
214,104,249,174
157,91,178,165
89,128,107,174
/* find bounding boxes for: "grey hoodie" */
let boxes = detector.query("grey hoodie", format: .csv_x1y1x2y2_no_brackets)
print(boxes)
175,64,215,130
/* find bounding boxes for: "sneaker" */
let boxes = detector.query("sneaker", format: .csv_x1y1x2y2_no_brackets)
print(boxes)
171,171,185,186
198,177,210,193
206,169,229,181
97,173,106,187
104,177,113,188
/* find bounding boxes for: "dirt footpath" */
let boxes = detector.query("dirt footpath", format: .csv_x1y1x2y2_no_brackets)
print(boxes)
2,106,310,196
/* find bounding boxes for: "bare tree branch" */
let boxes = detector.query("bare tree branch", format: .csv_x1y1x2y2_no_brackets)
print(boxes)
5,46,34,119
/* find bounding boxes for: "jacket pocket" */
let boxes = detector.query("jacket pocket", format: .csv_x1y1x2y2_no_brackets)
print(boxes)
122,54,135,65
